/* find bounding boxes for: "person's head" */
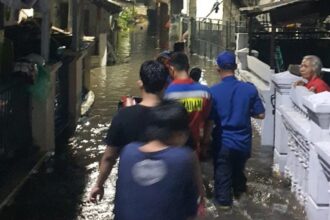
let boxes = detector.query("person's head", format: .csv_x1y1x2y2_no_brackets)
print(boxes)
139,60,168,94
144,100,189,146
156,51,171,75
190,67,202,82
169,52,190,78
173,42,185,53
156,50,171,65
300,55,323,80
216,51,237,76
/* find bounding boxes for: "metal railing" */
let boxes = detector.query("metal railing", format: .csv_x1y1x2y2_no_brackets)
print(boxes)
190,18,247,59
0,81,32,163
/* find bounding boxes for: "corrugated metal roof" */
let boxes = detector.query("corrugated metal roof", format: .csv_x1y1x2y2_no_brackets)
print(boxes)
89,0,122,14
240,0,315,16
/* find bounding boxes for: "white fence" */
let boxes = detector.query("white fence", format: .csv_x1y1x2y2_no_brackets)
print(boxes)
236,47,330,220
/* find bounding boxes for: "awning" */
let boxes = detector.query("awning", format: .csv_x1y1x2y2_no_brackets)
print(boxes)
240,0,330,25
89,0,122,14
0,0,37,9
240,0,314,16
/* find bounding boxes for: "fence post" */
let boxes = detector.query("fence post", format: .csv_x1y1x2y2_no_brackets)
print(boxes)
218,20,221,55
190,17,196,54
209,19,212,59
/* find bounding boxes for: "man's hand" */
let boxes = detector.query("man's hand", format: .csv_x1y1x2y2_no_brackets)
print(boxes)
89,146,119,204
89,185,104,203
253,113,265,120
197,196,206,217
308,86,316,93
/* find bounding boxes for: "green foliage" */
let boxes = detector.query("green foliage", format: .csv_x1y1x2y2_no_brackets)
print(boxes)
117,7,136,31
29,65,51,101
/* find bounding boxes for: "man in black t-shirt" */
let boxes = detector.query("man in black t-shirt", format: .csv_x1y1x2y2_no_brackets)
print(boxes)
89,60,168,203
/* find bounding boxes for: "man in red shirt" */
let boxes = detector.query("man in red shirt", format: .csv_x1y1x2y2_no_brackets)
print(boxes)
295,55,330,93
164,52,212,159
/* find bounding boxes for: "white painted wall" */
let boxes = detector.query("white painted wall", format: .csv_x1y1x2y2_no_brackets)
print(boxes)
259,0,273,4
182,0,188,15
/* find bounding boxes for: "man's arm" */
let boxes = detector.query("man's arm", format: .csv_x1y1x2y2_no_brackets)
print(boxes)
89,146,119,202
200,95,214,158
200,120,213,158
250,85,265,120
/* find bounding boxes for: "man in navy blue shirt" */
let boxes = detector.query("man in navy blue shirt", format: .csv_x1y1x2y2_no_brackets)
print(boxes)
114,101,199,220
210,51,265,208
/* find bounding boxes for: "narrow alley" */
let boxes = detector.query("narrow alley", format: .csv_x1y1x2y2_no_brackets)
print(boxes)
1,1,330,220
0,26,305,220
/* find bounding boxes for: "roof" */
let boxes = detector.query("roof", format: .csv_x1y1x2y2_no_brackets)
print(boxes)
89,0,122,14
240,0,315,16
240,0,330,25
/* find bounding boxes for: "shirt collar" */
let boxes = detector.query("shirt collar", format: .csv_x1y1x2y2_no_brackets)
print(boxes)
221,75,237,82
308,75,319,83
172,78,195,84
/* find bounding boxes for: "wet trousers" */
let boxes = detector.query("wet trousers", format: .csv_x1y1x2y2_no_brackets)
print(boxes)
214,146,248,206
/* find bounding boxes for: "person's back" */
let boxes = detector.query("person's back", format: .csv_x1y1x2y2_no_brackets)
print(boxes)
115,142,196,220
114,101,199,220
165,53,212,156
105,105,151,148
104,60,168,151
89,60,168,203
211,78,263,152
210,51,265,208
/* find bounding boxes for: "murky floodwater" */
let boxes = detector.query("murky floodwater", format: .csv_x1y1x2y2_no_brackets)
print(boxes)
0,25,305,220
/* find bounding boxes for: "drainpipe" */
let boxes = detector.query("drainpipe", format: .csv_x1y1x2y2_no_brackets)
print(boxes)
248,16,252,55
0,3,4,29
41,1,50,62
71,0,79,52
270,25,275,70
187,0,196,54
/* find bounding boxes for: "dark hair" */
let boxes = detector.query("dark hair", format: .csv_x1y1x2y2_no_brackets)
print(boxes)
189,67,202,82
169,52,190,72
173,42,185,53
140,60,167,93
144,100,189,144
156,56,170,78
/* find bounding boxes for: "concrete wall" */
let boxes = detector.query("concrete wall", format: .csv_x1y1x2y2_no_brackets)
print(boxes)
31,63,62,152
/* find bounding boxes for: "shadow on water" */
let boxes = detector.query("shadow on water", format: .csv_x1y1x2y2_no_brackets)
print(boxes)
0,130,87,220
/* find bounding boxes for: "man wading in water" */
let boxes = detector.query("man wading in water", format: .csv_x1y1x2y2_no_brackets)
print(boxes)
89,60,167,202
113,101,200,220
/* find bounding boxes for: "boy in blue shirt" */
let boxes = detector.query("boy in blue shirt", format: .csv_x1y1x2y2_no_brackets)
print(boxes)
114,101,200,220
210,51,265,208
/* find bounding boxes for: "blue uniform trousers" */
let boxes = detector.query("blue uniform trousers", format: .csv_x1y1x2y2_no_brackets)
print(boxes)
214,145,248,206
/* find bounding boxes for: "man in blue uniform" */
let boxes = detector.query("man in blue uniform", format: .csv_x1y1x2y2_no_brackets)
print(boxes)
210,51,265,208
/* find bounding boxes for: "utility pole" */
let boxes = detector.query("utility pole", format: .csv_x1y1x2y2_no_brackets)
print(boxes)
0,3,4,29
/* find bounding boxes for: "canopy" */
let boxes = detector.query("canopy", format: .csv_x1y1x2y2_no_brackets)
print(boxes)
89,0,122,14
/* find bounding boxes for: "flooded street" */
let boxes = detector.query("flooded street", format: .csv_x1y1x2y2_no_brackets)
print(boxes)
0,26,305,220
